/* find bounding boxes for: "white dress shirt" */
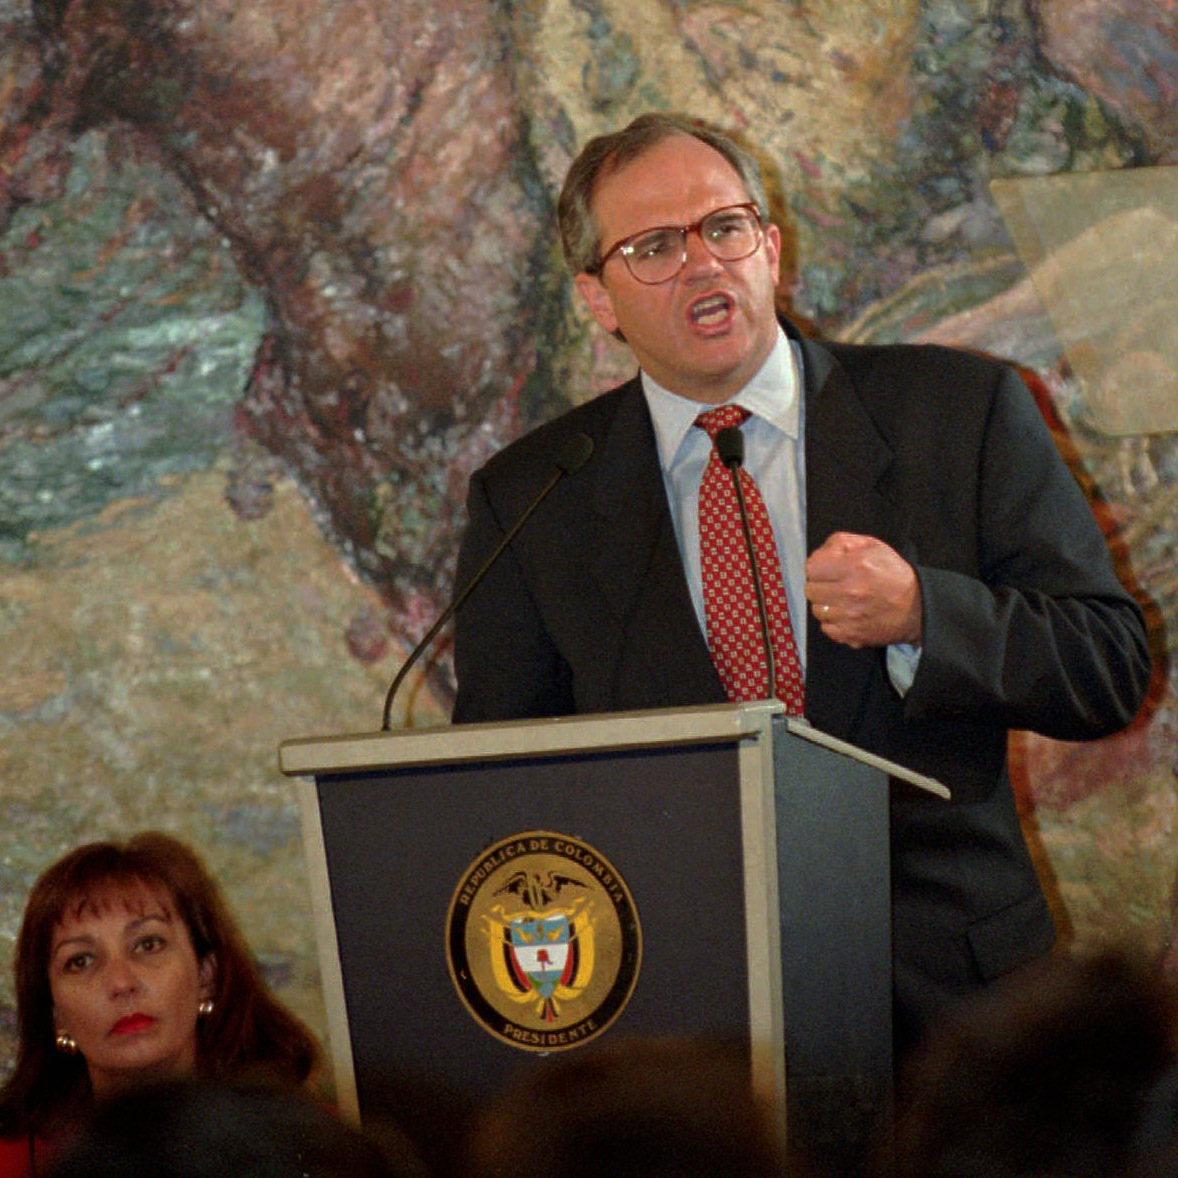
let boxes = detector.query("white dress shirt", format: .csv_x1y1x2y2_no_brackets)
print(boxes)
642,327,809,666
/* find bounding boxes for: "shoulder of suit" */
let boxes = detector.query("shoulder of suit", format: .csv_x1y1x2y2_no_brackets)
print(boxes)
805,336,1026,447
822,336,1010,379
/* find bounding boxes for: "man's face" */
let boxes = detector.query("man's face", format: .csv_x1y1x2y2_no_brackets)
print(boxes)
574,134,782,405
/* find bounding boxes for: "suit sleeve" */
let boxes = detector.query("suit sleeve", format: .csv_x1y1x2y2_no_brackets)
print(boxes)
450,465,575,723
903,365,1151,740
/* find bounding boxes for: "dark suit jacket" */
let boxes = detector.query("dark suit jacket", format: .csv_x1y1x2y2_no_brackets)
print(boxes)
451,317,1152,1039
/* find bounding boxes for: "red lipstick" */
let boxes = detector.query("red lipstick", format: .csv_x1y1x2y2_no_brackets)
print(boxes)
110,1013,156,1035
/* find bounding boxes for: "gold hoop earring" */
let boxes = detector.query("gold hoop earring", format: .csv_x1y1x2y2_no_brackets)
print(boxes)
198,999,215,1017
55,1030,78,1055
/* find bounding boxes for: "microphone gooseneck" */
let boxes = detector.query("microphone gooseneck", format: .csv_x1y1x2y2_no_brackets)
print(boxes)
380,431,595,730
714,425,777,702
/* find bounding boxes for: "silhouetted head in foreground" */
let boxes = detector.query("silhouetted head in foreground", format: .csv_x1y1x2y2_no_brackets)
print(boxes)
46,1078,424,1178
463,1034,791,1177
887,946,1178,1178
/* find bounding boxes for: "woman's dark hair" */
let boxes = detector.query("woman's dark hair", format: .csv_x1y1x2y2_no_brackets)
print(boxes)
0,832,320,1138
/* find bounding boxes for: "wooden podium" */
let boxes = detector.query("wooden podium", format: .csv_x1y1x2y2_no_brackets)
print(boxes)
280,702,947,1171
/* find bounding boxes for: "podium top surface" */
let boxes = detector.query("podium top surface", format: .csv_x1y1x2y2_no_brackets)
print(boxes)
279,701,782,776
278,702,949,798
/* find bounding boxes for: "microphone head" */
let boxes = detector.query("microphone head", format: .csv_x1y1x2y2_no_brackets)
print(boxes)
556,431,594,475
715,426,744,470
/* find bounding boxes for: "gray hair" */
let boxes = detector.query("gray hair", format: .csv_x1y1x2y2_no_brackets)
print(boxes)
557,112,772,276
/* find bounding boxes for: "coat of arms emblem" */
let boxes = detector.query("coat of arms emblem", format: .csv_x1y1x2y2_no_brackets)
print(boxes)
446,831,641,1051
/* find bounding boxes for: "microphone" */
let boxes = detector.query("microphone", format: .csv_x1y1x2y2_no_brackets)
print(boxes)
714,426,777,702
380,431,595,730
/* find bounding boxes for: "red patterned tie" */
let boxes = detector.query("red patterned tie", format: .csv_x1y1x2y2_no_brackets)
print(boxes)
695,405,805,714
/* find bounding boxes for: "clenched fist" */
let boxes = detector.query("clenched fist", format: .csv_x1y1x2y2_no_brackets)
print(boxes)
805,532,922,649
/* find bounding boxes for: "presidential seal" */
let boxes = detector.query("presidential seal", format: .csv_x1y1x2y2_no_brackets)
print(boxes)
446,831,642,1051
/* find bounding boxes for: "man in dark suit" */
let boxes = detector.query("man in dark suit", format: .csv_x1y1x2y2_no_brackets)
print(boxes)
450,112,1151,1053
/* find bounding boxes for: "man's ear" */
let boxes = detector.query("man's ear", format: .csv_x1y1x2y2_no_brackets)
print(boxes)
198,952,217,1000
764,221,783,286
574,272,619,336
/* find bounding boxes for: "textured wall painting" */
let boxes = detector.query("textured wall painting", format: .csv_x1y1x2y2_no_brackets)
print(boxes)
1,0,1176,1092
992,167,1178,435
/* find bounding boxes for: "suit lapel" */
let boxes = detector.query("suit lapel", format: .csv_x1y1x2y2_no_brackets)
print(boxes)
587,381,725,706
798,332,908,739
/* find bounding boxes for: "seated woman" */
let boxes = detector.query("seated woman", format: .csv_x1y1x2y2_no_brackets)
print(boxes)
0,832,322,1178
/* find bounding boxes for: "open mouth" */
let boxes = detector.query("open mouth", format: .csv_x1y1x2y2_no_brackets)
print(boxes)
688,292,734,328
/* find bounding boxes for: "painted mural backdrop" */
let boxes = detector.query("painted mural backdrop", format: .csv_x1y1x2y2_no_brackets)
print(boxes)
1,0,1176,1084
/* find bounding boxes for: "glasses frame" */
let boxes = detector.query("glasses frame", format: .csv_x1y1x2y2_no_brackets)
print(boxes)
592,202,766,285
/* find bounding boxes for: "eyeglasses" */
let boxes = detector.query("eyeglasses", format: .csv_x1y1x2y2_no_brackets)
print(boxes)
593,202,765,285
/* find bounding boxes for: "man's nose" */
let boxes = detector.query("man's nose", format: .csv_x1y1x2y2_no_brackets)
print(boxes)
682,228,722,276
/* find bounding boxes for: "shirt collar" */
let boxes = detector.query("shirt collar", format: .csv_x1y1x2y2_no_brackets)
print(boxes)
642,326,800,472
